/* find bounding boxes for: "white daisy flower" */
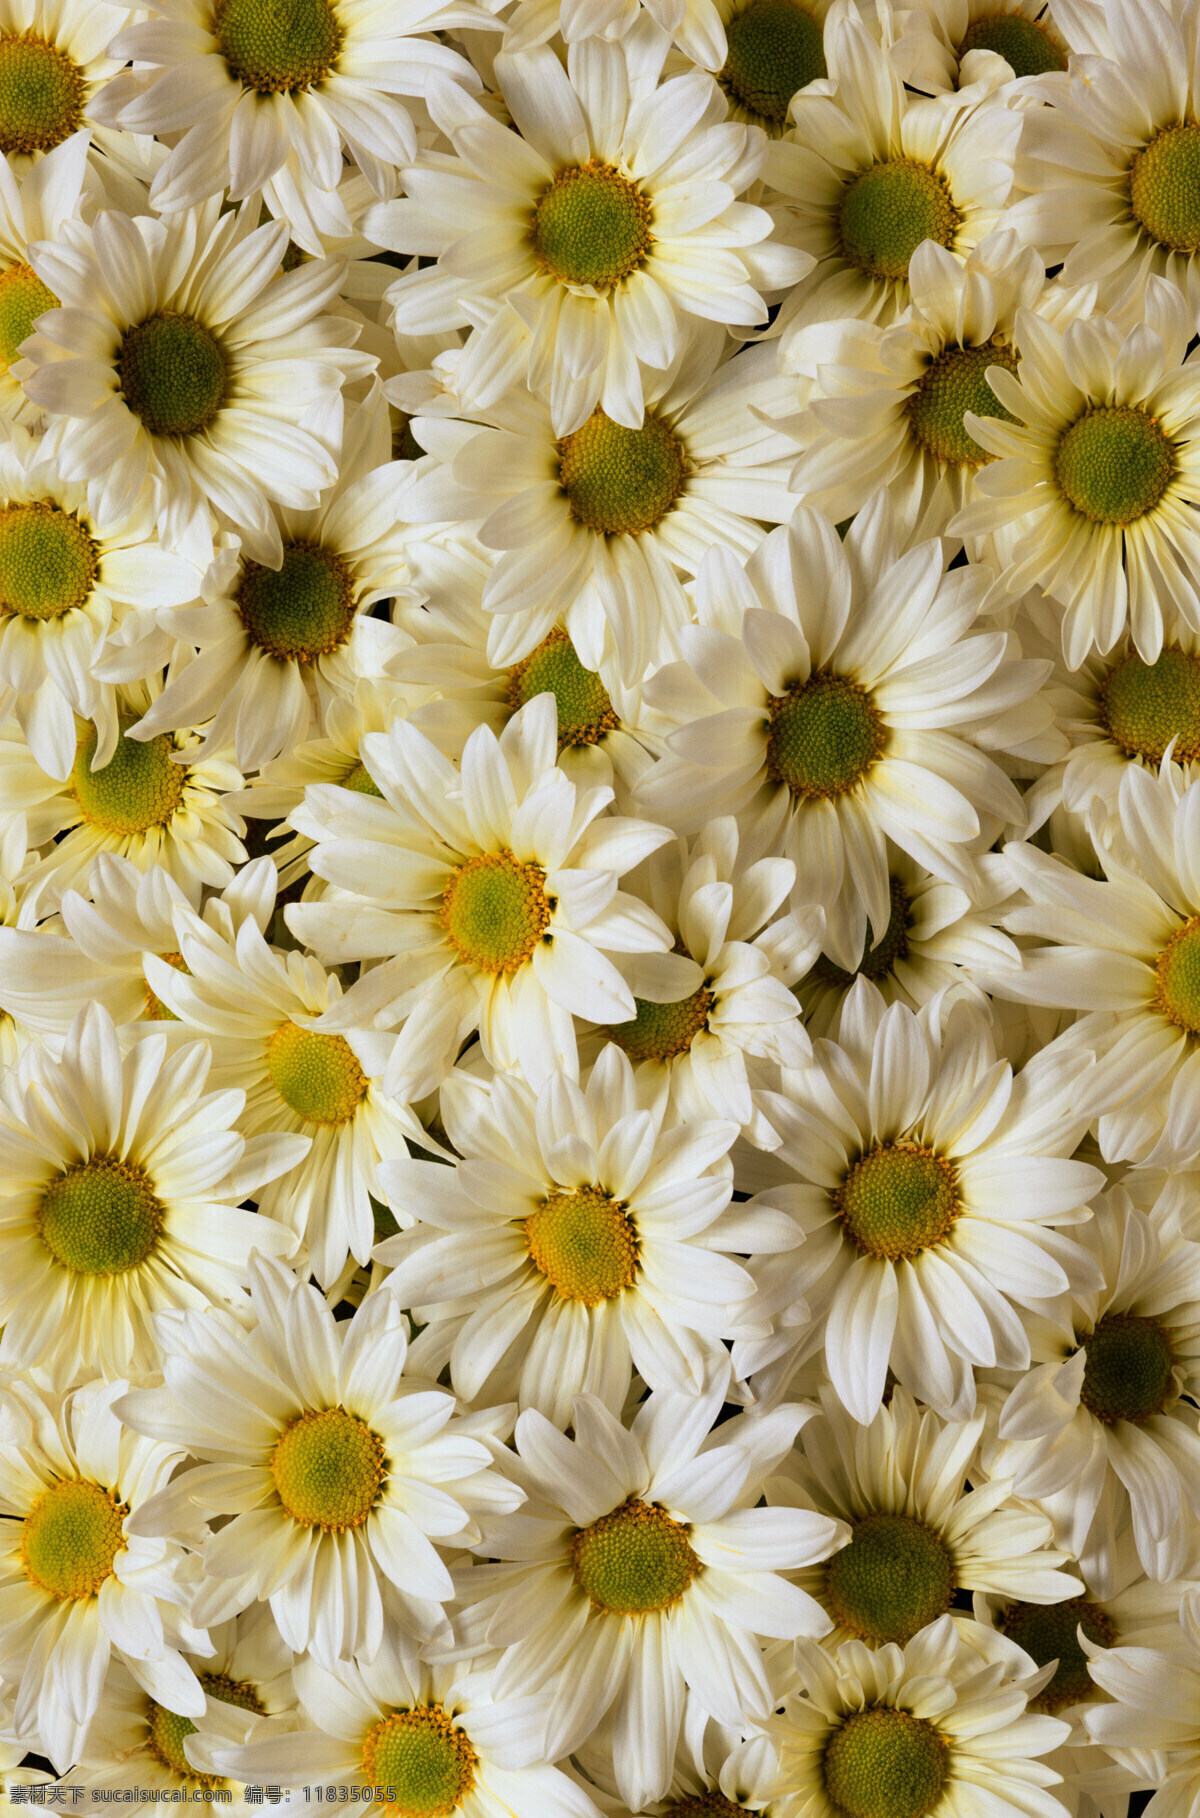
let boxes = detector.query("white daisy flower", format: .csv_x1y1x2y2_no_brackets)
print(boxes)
202,1642,601,1818
450,1385,846,1810
375,1044,763,1425
987,1185,1200,1586
397,326,798,683
93,0,497,223
757,1616,1072,1818
735,983,1105,1424
0,1002,301,1381
0,424,202,781
0,0,130,168
0,1376,207,1773
0,130,91,424
21,201,373,569
126,385,412,770
949,280,1200,667
893,0,1070,95
765,8,1021,342
366,45,809,439
287,693,675,1098
143,901,425,1288
1083,1589,1200,1818
636,499,1032,973
767,1384,1084,1650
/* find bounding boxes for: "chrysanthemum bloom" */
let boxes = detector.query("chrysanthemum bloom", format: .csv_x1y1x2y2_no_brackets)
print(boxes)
637,499,1032,974
893,0,1070,95
0,0,130,172
950,282,1200,667
143,902,425,1287
0,425,201,780
0,1377,208,1772
126,386,412,770
0,697,247,909
376,1045,763,1424
367,46,809,438
757,1617,1072,1818
119,1254,520,1661
783,232,1095,544
204,1642,600,1818
92,0,496,233
767,1385,1083,1652
706,0,835,129
21,202,372,568
0,131,91,424
1083,1589,1200,1818
764,8,1021,342
984,765,1200,1164
397,326,797,682
288,695,676,1097
735,983,1105,1423
450,1387,846,1810
0,1003,301,1381
986,1187,1200,1586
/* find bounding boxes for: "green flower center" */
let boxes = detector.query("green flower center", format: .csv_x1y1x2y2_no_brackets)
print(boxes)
146,1677,265,1789
999,1596,1116,1713
235,542,358,663
20,1479,128,1600
603,985,716,1063
0,32,84,155
558,407,687,536
766,672,886,799
907,342,1020,468
360,1708,478,1818
1155,916,1200,1036
143,950,188,1022
813,878,911,989
662,1798,744,1818
70,723,187,837
270,1406,385,1530
1098,646,1200,765
0,499,97,621
1054,406,1175,525
1130,122,1200,255
265,1019,368,1125
958,11,1066,76
36,1154,164,1275
822,1512,956,1645
0,263,59,370
213,0,343,94
718,0,826,128
571,1495,701,1614
838,161,961,283
835,1143,960,1261
342,759,383,796
1077,1312,1176,1425
508,628,617,748
117,312,227,439
439,851,551,975
531,162,652,291
525,1184,639,1303
823,1709,949,1818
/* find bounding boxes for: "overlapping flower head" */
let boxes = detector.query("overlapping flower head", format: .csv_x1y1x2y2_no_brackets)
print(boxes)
2,0,1200,1809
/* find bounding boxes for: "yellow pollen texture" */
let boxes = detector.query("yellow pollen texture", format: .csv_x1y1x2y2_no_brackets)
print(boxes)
525,1184,640,1303
570,1495,701,1614
21,1478,128,1600
270,1406,385,1530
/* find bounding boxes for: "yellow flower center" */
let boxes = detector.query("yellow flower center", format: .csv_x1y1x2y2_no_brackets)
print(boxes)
213,0,344,94
718,0,826,128
270,1406,385,1530
146,1677,266,1789
571,1495,701,1614
36,1154,164,1275
604,985,715,1062
907,342,1020,468
835,1143,960,1261
958,11,1066,76
0,263,59,371
531,161,652,291
766,672,886,799
235,542,358,663
1099,646,1200,765
438,851,551,975
1129,121,1200,255
525,1184,639,1303
813,878,911,988
360,1708,478,1818
342,759,383,796
823,1708,949,1818
662,1797,745,1818
70,723,187,837
999,1596,1116,1712
117,312,227,439
0,499,97,621
20,1478,128,1600
143,950,188,1022
838,161,961,283
822,1513,956,1645
507,628,618,749
1054,405,1175,525
0,31,84,155
1155,916,1200,1035
1076,1312,1176,1425
558,407,687,536
265,1020,369,1125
